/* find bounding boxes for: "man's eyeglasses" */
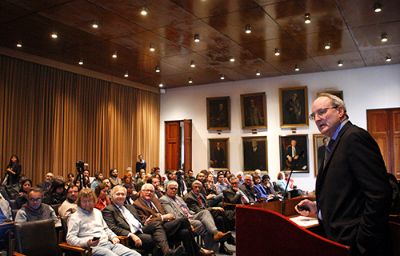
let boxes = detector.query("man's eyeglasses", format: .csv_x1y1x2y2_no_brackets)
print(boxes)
309,107,337,120
169,187,178,190
29,198,42,202
142,189,154,193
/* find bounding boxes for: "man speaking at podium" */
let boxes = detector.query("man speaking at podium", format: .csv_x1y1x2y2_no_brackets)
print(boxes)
296,93,392,256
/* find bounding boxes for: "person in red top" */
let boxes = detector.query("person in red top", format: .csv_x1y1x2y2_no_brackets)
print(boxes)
94,183,111,211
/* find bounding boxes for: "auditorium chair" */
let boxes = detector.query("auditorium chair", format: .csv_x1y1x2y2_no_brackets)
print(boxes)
12,219,91,256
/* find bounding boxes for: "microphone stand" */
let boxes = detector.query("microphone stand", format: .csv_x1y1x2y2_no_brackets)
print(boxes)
281,167,294,215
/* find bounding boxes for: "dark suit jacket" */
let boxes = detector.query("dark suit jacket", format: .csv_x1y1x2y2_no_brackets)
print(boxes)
316,121,392,255
102,203,142,237
222,188,242,210
184,191,208,213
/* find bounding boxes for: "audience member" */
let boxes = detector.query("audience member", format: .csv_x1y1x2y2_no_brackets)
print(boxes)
239,175,257,203
275,172,287,193
43,178,66,205
261,174,275,195
135,154,146,173
65,172,75,189
133,184,214,256
66,188,140,256
0,193,12,223
109,168,122,188
15,187,60,226
103,185,184,256
58,185,79,220
215,172,229,195
150,176,164,198
236,172,244,186
94,183,111,211
91,171,104,190
3,154,22,186
15,178,32,208
38,172,54,193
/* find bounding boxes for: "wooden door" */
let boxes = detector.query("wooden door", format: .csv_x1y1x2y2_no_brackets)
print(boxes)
165,121,181,171
183,119,192,171
367,108,400,178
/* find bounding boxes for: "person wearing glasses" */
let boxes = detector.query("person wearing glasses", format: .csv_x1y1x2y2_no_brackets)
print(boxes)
296,93,391,256
15,187,60,227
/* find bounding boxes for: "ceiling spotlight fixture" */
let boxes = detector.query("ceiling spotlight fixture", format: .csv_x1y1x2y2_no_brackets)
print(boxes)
337,60,343,67
190,60,196,68
220,74,225,80
155,65,161,73
274,48,280,56
51,32,58,39
229,57,235,62
294,65,300,72
149,44,155,52
386,56,392,62
194,34,200,43
373,2,382,13
304,13,311,24
16,41,22,48
324,43,331,50
140,7,148,16
244,24,252,34
381,33,388,43
159,83,164,88
91,22,99,29
124,72,129,78
112,52,118,59
188,77,193,84
78,59,84,65
256,70,261,76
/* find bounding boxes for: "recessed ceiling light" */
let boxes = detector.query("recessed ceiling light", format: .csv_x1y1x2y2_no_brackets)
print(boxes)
337,60,343,67
155,65,160,73
188,77,193,84
91,22,99,29
124,72,129,78
159,83,164,88
294,65,300,72
274,48,280,56
373,2,382,13
220,74,225,80
194,34,200,43
140,7,148,16
381,33,388,43
149,44,155,52
304,13,311,24
256,70,261,76
229,57,235,62
112,52,118,59
16,41,22,48
51,32,58,39
386,56,392,62
78,59,83,65
244,24,252,34
324,43,331,50
190,60,196,68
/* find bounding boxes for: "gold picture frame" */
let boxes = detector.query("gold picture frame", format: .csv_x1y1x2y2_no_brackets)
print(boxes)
242,136,267,172
279,86,308,128
206,96,230,130
209,138,229,170
240,92,267,130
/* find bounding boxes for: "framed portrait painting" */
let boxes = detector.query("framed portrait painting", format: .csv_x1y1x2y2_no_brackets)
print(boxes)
240,92,267,129
279,134,309,173
206,97,230,130
242,136,267,171
209,138,229,169
313,134,330,176
279,87,308,128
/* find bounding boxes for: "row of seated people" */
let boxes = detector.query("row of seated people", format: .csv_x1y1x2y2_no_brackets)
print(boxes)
0,179,238,256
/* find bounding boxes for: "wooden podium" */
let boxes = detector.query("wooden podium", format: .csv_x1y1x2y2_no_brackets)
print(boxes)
236,203,351,256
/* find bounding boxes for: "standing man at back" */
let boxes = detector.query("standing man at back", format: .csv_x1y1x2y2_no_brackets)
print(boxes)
296,93,392,256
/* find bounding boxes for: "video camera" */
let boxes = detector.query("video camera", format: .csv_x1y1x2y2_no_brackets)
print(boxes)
76,160,85,173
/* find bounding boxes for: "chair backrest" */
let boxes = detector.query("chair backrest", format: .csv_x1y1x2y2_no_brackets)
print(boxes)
14,219,61,256
390,221,400,256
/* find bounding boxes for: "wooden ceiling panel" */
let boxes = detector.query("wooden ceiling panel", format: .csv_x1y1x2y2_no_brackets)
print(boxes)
91,0,195,31
312,51,365,71
352,21,400,49
337,0,400,28
172,0,259,18
203,6,283,44
0,0,399,89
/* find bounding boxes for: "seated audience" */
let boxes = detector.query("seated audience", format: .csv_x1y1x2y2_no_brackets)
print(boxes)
0,193,12,223
122,174,138,202
95,183,111,211
58,185,79,220
109,168,122,188
215,172,229,195
236,172,244,186
150,176,164,198
253,175,271,201
184,170,196,193
223,176,245,209
133,184,214,256
38,172,54,193
160,181,230,251
66,188,140,256
4,154,22,186
275,172,287,193
239,175,257,203
261,174,275,195
103,185,184,256
185,181,235,255
43,178,66,205
65,172,75,189
15,187,60,226
16,178,32,208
